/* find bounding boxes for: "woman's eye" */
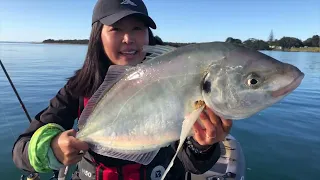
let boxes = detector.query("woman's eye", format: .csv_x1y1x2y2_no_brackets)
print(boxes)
133,27,143,31
110,27,120,32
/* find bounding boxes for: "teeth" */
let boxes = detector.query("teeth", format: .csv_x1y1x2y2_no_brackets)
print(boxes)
122,51,136,55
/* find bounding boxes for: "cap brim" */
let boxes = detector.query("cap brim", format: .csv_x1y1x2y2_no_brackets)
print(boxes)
99,10,156,29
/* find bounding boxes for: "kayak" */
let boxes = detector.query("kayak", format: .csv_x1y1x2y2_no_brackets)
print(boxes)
21,134,246,180
190,134,246,180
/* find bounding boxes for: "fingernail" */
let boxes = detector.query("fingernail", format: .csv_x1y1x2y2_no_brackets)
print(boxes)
206,128,216,139
206,132,216,139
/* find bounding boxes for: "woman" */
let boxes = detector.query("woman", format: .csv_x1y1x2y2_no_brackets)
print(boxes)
12,0,233,179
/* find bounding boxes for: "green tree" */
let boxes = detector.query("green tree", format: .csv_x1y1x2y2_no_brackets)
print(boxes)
303,35,319,47
278,37,303,48
225,37,242,44
243,38,270,50
154,35,164,45
268,30,274,43
270,39,280,46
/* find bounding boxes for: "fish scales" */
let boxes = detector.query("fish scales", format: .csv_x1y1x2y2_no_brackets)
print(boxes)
77,52,211,150
75,42,304,180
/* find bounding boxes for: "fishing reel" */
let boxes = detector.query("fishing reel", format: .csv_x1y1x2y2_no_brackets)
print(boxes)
20,171,59,180
206,172,242,180
20,173,40,180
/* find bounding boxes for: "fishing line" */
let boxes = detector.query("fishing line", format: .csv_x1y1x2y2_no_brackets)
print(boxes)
1,110,17,141
0,59,24,153
0,60,32,122
0,59,57,180
0,60,24,141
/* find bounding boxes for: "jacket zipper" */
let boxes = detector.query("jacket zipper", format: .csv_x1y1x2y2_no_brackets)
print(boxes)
117,167,123,180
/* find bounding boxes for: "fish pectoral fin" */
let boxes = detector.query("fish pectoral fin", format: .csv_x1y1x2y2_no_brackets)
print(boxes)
160,105,205,180
90,143,160,165
78,65,133,128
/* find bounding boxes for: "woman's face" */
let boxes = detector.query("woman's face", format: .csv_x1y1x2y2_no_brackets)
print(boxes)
101,16,149,66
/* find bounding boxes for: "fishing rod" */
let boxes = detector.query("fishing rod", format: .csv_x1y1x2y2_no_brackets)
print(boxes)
0,59,59,180
0,60,32,123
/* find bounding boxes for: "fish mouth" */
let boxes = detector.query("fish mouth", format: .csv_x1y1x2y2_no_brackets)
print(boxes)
271,73,304,98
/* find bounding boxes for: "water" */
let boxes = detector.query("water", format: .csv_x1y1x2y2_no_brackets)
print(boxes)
0,43,319,180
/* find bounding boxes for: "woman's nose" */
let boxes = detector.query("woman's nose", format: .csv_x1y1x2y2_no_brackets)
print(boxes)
122,33,134,44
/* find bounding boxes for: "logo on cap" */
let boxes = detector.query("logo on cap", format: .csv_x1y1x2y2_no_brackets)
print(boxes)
120,0,137,6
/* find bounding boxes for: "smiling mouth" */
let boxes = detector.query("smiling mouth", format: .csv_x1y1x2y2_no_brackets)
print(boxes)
271,74,304,97
120,51,138,56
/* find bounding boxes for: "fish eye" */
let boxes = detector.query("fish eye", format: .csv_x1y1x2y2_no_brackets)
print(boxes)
247,78,258,85
245,73,261,88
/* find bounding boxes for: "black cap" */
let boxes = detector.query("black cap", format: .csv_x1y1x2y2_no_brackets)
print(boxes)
92,0,156,29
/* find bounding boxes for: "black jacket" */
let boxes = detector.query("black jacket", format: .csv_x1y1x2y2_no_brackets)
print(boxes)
12,83,221,180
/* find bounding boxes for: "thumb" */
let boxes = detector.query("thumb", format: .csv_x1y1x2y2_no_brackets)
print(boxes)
69,136,89,151
221,118,232,134
65,129,77,137
64,129,89,151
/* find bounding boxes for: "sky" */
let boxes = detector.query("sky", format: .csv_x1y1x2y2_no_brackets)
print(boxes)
0,0,319,43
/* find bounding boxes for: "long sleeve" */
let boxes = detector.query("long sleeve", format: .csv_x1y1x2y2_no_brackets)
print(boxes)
12,84,79,172
172,137,221,174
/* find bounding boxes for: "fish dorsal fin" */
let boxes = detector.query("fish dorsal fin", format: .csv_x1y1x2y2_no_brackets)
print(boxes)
143,45,177,62
105,65,132,82
78,65,133,128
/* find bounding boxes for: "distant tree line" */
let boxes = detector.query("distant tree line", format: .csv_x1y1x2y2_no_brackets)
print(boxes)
42,36,196,47
42,33,319,51
43,39,89,44
223,34,319,51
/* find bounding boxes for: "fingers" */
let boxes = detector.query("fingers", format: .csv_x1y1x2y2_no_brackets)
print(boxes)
192,121,206,140
65,129,77,137
62,153,84,165
205,106,232,135
191,105,233,146
204,105,221,126
61,143,86,165
199,111,216,138
64,129,89,151
221,117,233,134
193,120,215,146
69,155,84,165
69,136,89,151
52,129,89,166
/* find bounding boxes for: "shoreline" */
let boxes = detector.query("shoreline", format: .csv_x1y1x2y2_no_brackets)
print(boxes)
36,42,89,46
267,47,320,53
2,41,319,52
41,42,320,52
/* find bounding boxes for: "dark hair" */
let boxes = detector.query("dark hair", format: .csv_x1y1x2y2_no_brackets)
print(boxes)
67,21,159,97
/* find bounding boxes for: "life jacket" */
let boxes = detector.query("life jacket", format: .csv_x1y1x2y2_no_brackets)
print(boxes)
76,96,147,180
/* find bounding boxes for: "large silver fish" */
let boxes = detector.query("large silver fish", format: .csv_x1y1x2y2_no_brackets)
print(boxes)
76,42,304,179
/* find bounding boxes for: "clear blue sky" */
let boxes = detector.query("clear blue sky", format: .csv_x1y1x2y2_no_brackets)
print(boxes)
0,0,319,43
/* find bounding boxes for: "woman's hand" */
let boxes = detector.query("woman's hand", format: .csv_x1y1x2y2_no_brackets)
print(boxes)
192,105,232,146
51,129,89,166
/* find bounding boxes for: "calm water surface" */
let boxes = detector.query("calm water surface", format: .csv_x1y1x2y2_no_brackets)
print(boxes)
0,43,319,180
